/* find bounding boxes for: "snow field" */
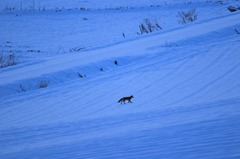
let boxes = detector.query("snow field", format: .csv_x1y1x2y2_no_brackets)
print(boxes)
1,0,240,158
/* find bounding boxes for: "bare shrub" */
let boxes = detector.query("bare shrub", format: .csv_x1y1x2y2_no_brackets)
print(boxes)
17,84,27,92
4,6,16,11
139,18,162,34
227,5,240,12
78,72,83,78
122,32,126,38
0,53,16,68
38,80,50,89
139,23,149,34
235,29,240,34
177,8,198,24
164,41,178,47
70,47,85,52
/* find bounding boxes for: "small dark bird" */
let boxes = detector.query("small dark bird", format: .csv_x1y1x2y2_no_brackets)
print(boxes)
115,61,118,65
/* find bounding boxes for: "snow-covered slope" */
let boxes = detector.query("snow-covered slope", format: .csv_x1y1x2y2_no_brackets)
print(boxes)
1,0,240,158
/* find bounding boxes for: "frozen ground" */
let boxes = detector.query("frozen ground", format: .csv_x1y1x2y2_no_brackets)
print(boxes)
1,0,240,158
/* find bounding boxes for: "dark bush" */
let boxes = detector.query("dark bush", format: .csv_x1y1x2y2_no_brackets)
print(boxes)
177,8,198,24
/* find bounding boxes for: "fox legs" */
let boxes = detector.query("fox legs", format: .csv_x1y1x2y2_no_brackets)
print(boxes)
120,100,126,104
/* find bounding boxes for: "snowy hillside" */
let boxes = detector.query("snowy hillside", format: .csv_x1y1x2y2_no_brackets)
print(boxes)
1,0,240,158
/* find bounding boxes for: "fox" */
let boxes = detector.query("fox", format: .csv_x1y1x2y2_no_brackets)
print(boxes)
118,95,134,104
